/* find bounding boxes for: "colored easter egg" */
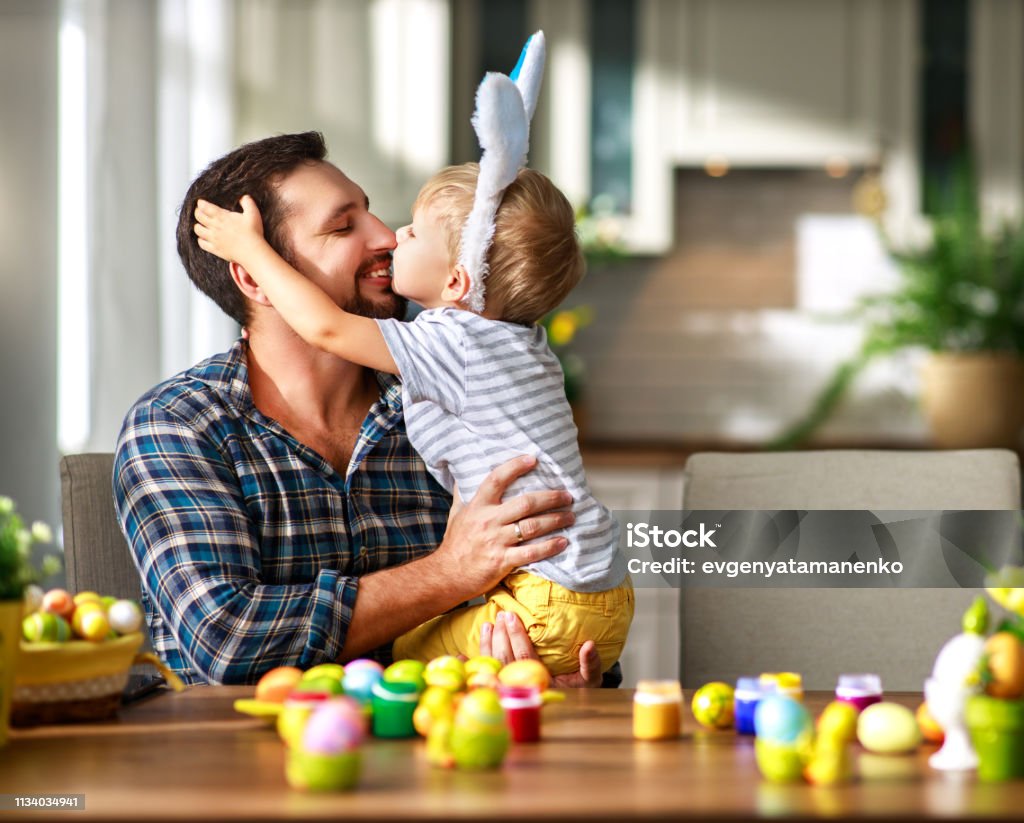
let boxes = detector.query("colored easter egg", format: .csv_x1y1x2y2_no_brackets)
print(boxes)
754,695,813,743
754,737,810,783
255,667,304,703
384,659,426,692
302,700,366,754
984,632,1024,699
692,681,735,730
450,688,510,770
302,663,345,683
296,676,345,697
804,739,854,786
41,588,75,620
278,699,319,748
414,686,457,737
22,612,72,643
916,702,944,744
817,700,859,745
22,584,44,616
72,603,110,641
285,749,361,792
101,595,118,610
856,702,921,754
342,659,384,704
424,656,466,691
106,599,143,635
465,656,502,677
932,632,986,687
73,591,104,609
497,659,550,691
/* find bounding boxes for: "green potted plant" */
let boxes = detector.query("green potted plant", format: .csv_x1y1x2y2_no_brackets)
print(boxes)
772,170,1024,449
0,496,60,746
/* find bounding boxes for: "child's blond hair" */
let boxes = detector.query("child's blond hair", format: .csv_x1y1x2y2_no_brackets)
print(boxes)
413,163,585,325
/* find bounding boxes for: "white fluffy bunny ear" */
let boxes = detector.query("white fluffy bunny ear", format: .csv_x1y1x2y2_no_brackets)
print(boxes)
509,30,546,123
458,31,546,314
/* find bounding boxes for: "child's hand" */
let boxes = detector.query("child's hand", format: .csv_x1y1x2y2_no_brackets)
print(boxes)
194,195,266,265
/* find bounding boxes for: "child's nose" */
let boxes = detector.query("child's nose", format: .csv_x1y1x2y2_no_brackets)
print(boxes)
397,225,411,242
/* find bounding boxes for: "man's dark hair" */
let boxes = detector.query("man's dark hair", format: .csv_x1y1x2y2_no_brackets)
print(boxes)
176,131,328,325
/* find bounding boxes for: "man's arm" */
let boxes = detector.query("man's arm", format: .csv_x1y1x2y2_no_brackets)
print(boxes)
114,402,364,683
193,196,398,374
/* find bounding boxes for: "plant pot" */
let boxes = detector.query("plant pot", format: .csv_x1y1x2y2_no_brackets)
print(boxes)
965,695,1024,782
0,600,21,747
920,352,1024,449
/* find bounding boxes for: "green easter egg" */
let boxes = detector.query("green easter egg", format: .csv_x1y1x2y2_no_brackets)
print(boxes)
22,612,72,643
285,749,361,792
384,659,426,691
302,663,346,683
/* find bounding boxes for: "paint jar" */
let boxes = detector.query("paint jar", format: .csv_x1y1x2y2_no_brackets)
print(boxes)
760,672,803,701
633,680,682,740
370,680,418,738
835,673,883,712
499,685,543,743
735,677,765,736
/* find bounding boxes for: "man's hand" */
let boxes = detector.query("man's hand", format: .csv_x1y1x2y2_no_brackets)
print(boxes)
434,455,575,595
194,195,267,268
480,611,603,689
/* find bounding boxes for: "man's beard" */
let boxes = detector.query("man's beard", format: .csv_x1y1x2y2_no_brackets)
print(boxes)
346,253,406,320
343,284,406,321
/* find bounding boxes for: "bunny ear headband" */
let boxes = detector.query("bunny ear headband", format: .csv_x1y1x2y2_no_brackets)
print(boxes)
458,30,546,313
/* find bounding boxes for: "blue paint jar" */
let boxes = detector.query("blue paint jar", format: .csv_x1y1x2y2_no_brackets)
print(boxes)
735,677,764,736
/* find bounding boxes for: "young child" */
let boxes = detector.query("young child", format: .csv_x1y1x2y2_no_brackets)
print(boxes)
193,34,633,676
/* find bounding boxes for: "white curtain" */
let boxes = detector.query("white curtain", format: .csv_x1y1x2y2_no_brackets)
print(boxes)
60,0,237,455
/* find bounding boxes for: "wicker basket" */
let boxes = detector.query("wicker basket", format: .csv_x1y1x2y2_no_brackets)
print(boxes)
12,632,183,726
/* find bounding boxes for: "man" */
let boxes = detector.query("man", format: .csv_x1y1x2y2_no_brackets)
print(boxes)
114,132,605,686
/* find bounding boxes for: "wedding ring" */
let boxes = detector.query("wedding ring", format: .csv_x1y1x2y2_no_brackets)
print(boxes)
513,521,524,543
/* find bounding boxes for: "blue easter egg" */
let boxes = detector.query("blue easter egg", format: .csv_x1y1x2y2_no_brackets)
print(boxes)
342,659,384,703
753,695,812,743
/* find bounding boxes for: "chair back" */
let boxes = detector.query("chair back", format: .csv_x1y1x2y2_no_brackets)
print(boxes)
60,453,142,602
680,449,1021,690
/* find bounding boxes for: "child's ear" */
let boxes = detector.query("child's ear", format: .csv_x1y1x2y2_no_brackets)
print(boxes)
441,264,473,304
229,261,272,306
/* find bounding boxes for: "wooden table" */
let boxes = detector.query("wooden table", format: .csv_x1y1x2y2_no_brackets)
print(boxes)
1,688,1021,821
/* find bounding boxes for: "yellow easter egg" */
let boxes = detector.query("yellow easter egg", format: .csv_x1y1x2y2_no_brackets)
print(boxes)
72,603,110,641
856,702,921,754
817,701,859,744
497,659,550,691
691,682,735,729
73,591,103,609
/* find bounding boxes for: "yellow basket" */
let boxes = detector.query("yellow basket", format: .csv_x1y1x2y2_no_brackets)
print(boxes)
12,632,184,726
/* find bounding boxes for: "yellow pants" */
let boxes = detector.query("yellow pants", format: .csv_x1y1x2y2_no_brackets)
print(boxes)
393,572,634,676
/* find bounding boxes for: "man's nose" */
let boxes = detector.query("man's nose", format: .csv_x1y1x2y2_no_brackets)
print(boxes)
367,214,397,251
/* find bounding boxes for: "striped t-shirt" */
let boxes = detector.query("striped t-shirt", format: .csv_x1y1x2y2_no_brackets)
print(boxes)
377,308,625,593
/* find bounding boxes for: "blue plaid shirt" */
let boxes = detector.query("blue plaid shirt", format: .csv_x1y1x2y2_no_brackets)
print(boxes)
113,340,451,685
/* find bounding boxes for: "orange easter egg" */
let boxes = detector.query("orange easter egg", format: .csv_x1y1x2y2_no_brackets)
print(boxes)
41,588,75,620
255,667,304,703
916,702,944,744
